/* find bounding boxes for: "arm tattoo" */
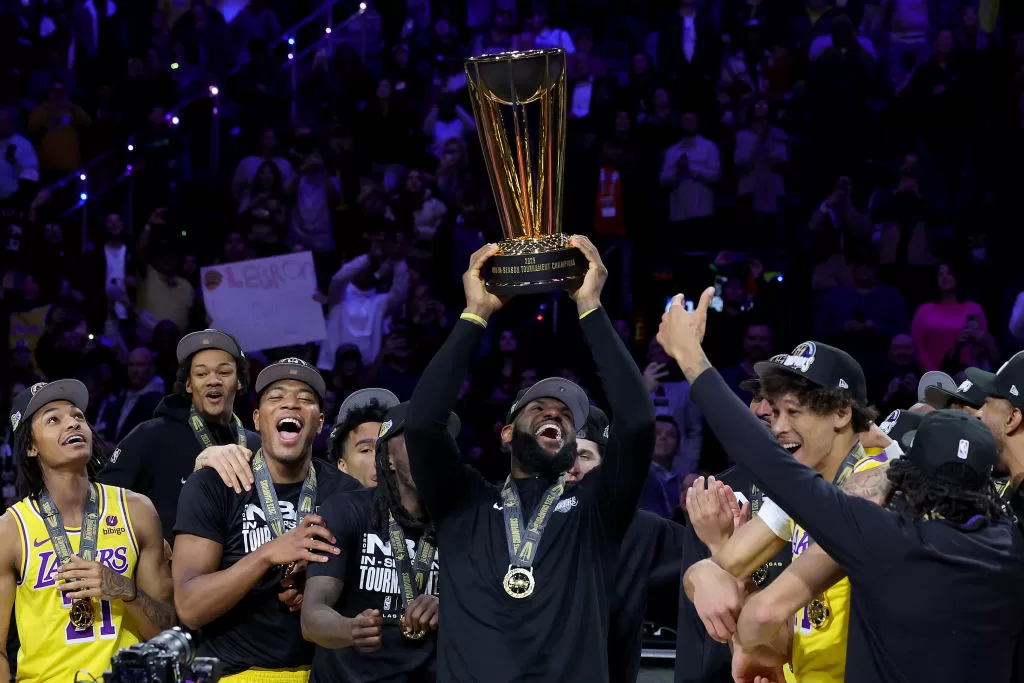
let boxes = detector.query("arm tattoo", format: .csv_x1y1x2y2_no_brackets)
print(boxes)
100,568,136,601
131,588,178,631
841,464,892,505
681,356,713,385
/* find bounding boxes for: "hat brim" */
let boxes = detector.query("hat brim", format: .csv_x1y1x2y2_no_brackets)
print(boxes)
508,377,589,431
739,378,760,393
334,388,400,427
24,380,90,427
964,367,1002,400
753,361,812,385
256,364,327,400
177,329,243,364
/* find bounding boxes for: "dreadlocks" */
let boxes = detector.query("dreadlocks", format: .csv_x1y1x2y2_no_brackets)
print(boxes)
370,435,434,543
13,424,110,500
885,458,1005,525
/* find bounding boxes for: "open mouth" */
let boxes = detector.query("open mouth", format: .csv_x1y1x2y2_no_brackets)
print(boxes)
781,442,801,457
276,416,304,446
205,390,224,404
62,433,87,447
535,421,564,448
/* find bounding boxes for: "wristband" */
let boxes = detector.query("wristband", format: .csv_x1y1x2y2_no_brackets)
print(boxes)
579,307,599,320
460,312,487,328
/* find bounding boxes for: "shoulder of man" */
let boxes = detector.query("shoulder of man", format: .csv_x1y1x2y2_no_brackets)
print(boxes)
318,487,373,532
243,428,262,450
313,458,362,495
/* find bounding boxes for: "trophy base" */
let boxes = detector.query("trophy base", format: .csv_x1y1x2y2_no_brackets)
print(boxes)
485,238,587,295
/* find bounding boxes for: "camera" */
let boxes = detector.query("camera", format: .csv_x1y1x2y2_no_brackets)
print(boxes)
105,628,221,683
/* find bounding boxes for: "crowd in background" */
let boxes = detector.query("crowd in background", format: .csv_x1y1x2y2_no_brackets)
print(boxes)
2,0,1024,523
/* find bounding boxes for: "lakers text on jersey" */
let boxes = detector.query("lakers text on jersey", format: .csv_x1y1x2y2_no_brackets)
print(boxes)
9,483,141,683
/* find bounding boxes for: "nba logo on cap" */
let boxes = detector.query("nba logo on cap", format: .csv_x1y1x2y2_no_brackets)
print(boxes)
957,439,970,460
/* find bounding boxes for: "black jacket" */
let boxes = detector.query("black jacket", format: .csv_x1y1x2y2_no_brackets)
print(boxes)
98,393,261,545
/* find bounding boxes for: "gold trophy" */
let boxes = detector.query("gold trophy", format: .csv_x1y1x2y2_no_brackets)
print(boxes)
465,49,586,294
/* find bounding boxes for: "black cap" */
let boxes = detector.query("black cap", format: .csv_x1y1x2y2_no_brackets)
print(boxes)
965,351,1024,410
176,329,244,364
376,402,461,443
330,388,400,441
754,341,867,404
9,380,90,433
876,408,924,446
901,409,997,480
505,377,590,430
924,377,986,410
576,406,609,448
255,358,327,401
739,377,760,394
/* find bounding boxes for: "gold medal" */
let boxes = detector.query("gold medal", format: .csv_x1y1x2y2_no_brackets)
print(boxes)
401,615,426,640
751,564,769,587
503,565,535,599
70,598,94,631
808,595,832,630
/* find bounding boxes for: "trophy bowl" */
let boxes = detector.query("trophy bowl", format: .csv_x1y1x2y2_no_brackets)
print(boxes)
465,49,587,295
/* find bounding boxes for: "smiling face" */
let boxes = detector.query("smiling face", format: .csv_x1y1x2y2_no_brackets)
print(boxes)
186,350,241,423
339,421,381,487
770,393,851,473
29,400,92,470
254,380,324,464
505,398,575,455
654,419,680,460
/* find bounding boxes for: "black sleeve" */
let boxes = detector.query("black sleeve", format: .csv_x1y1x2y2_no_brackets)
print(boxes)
307,492,360,582
405,319,489,520
173,469,230,543
646,513,687,587
583,308,656,538
97,425,153,492
313,458,363,497
689,368,900,577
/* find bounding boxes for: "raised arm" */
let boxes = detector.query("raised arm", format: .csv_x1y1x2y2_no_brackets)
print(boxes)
405,244,500,519
658,291,895,576
570,236,655,537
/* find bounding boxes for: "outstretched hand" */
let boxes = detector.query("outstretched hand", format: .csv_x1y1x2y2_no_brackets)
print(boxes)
462,244,508,321
657,288,715,370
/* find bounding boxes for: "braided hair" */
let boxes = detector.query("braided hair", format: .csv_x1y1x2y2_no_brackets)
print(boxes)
885,458,1005,525
14,423,109,500
369,434,435,543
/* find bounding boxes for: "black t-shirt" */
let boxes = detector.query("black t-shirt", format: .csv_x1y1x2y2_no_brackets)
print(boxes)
308,488,438,683
174,458,362,675
611,511,686,683
692,369,1024,683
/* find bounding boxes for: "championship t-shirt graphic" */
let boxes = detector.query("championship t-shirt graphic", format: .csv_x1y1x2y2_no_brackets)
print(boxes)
356,529,440,622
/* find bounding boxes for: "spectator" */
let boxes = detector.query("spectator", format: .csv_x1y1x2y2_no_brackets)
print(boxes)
0,107,40,204
231,128,296,202
238,160,289,253
659,111,721,228
286,152,341,283
135,212,194,334
719,322,774,402
734,98,788,226
639,413,685,519
644,339,702,476
95,347,165,443
28,81,92,178
911,263,989,372
423,93,476,160
77,212,138,332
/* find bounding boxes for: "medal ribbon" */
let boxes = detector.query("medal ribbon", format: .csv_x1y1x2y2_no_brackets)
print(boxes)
188,405,247,451
500,475,565,570
250,449,317,538
38,483,102,565
386,512,435,614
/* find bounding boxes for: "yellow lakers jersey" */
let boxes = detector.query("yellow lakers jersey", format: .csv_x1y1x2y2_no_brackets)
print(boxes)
9,483,141,683
786,447,888,683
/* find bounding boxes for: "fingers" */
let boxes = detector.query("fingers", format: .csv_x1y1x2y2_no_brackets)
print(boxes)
304,523,337,545
278,587,300,605
467,244,500,274
695,286,715,316
303,540,341,559
568,234,600,263
353,609,383,650
670,293,685,309
738,501,751,527
59,586,103,599
720,484,741,517
301,514,325,528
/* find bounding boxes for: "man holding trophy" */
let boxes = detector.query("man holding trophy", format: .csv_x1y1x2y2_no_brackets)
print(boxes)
403,48,656,682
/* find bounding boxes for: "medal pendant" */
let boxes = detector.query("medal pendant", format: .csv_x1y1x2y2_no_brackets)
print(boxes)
751,565,769,587
401,615,426,640
502,565,535,599
70,598,94,631
808,596,831,630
